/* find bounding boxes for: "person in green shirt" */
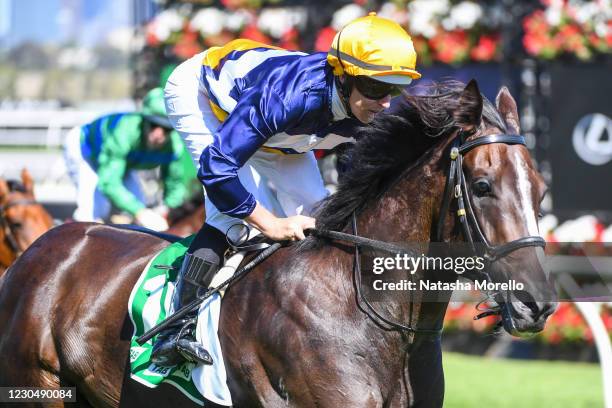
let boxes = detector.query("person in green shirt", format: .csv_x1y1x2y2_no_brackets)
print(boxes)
63,88,191,231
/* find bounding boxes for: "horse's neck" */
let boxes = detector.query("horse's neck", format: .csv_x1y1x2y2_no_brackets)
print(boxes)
357,140,448,241
353,136,454,339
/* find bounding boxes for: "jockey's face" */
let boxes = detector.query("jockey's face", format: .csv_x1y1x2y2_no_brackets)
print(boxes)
348,84,392,124
146,126,169,149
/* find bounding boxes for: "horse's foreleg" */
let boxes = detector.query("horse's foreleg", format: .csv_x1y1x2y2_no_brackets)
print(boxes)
406,340,444,408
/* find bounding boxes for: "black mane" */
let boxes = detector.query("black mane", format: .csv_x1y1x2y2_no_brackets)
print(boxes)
311,80,507,236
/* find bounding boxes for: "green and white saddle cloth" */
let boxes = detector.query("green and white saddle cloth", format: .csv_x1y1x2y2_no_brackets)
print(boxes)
128,235,233,406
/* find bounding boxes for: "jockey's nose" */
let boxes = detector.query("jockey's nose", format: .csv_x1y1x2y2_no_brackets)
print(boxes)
378,95,392,109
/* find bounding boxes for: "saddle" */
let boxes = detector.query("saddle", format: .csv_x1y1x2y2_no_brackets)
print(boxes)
128,229,277,404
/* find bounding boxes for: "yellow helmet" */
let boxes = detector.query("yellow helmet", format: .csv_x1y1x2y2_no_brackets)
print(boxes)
327,12,421,86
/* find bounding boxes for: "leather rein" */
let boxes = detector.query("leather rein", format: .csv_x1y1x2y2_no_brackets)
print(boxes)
310,130,546,338
0,198,38,257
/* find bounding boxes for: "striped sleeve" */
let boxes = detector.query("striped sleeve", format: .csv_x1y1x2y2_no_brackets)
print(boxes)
198,88,304,218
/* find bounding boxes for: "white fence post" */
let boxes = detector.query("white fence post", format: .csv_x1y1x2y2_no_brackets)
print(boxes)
574,302,612,408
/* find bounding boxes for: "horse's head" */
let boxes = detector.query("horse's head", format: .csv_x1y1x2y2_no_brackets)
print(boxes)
445,80,556,336
0,169,54,259
312,80,556,338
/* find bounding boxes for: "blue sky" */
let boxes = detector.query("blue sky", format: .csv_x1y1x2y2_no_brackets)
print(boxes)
0,0,131,48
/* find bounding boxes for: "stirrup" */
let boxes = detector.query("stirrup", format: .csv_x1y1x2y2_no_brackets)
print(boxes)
150,332,184,367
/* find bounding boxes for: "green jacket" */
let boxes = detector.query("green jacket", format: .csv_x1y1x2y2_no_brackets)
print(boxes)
80,113,191,215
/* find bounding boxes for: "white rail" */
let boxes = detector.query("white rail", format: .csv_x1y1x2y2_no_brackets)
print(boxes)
557,273,612,408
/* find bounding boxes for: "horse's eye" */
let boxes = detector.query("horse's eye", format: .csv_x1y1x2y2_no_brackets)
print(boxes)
472,179,491,196
9,222,22,229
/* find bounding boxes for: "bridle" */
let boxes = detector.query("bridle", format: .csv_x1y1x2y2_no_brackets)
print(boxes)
0,197,38,257
436,129,546,262
310,128,546,338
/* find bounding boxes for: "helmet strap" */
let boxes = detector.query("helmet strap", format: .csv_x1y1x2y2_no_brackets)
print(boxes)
335,30,346,74
335,75,355,120
334,28,355,119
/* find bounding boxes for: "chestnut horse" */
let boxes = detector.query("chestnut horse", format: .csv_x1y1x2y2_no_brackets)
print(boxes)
0,169,54,275
0,81,556,407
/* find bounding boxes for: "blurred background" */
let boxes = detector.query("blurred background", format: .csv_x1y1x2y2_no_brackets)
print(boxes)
0,0,611,406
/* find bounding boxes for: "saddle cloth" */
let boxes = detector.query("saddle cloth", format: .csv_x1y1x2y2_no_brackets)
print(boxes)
128,235,240,406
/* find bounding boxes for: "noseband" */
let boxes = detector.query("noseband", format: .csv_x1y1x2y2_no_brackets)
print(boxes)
0,198,39,256
436,131,546,262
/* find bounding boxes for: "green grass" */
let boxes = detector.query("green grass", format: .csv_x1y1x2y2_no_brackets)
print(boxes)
443,352,603,407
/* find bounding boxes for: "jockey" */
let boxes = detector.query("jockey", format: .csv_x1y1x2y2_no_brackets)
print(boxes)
152,13,421,366
63,88,192,231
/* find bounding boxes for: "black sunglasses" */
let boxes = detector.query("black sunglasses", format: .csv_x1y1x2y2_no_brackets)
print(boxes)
353,76,401,100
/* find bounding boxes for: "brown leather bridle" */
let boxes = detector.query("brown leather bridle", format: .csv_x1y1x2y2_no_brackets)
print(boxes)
436,130,546,262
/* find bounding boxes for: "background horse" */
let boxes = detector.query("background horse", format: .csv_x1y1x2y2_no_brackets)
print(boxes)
0,169,54,275
165,194,205,237
0,81,556,407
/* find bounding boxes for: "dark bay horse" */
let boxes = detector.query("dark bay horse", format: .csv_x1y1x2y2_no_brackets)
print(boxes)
0,81,556,407
0,169,54,275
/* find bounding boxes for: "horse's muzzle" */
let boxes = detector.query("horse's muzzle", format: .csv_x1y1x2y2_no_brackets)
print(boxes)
500,296,557,337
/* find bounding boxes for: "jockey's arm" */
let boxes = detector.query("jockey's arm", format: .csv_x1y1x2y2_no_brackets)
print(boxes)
199,89,315,241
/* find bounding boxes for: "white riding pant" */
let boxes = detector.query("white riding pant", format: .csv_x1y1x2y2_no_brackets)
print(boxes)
163,51,328,235
63,126,145,222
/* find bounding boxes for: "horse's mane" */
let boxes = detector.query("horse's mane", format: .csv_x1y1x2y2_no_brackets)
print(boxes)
310,80,507,239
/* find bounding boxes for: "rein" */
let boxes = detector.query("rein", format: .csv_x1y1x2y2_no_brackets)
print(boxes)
0,198,39,256
309,221,442,339
308,218,441,338
309,130,547,339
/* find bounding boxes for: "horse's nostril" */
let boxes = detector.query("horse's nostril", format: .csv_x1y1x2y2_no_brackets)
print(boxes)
513,290,539,315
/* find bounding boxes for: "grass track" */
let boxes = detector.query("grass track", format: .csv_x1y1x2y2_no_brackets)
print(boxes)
443,352,603,407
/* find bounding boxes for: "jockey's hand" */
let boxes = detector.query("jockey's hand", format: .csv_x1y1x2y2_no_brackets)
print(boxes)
267,215,315,241
153,205,169,218
135,208,169,231
246,204,315,241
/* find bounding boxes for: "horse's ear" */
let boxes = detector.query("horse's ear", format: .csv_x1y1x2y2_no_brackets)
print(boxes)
21,168,34,194
495,86,520,134
453,79,483,132
0,179,8,203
